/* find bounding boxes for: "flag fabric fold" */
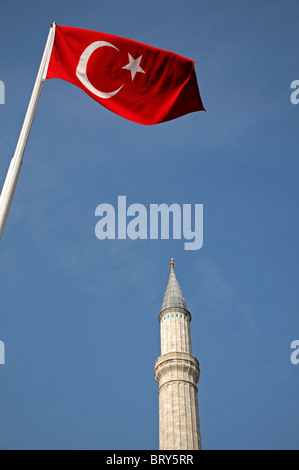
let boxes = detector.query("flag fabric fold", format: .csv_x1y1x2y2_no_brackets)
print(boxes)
47,25,205,125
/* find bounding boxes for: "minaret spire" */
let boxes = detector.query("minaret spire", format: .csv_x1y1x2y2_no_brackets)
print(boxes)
154,260,202,450
160,259,189,316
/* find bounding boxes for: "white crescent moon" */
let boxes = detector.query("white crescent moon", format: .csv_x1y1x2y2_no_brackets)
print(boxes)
76,41,124,99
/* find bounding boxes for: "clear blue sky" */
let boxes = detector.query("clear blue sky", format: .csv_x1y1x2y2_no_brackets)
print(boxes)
0,0,298,450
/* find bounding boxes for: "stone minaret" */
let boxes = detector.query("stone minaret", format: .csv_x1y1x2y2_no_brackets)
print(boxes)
154,259,202,450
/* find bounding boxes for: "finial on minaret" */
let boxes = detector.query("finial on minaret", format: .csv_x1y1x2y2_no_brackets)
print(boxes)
170,258,175,269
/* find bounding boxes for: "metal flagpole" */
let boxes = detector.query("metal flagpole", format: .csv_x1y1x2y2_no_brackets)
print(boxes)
0,22,56,242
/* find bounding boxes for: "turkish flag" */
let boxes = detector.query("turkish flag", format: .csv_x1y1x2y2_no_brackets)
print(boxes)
46,25,205,125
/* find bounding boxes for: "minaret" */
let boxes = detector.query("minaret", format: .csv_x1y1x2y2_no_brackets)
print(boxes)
154,259,202,450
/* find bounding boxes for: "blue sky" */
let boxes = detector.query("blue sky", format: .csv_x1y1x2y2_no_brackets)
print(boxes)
0,0,298,450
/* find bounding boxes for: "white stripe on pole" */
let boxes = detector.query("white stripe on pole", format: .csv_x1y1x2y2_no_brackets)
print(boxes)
0,22,56,242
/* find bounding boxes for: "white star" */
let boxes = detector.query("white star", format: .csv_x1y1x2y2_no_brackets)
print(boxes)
122,54,145,81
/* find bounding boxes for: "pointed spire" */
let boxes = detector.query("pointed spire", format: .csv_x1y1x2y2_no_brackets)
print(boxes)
160,259,189,314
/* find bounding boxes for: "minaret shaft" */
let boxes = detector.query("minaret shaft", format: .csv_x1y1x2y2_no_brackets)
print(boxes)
159,308,192,355
154,263,202,450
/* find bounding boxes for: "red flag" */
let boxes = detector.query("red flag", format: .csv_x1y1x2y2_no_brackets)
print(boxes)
46,25,205,125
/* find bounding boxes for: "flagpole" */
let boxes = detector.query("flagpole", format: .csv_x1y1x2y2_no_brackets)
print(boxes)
0,22,56,242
